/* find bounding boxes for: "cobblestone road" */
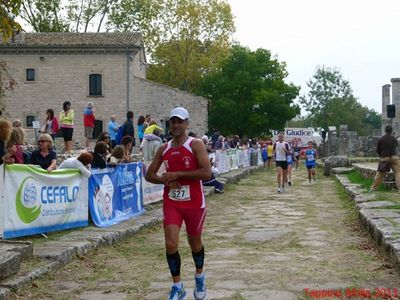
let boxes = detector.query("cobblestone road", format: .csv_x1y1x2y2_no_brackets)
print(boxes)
16,166,400,300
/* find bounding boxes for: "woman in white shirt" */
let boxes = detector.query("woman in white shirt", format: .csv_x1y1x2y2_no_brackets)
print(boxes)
58,152,93,178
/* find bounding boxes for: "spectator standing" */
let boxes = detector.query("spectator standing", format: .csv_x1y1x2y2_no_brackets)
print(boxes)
29,134,57,172
58,152,93,178
12,119,22,127
211,128,220,149
142,128,162,161
214,135,224,150
59,101,74,152
83,102,95,148
43,109,59,143
370,125,400,192
122,111,135,148
137,115,145,144
143,114,151,130
107,114,119,149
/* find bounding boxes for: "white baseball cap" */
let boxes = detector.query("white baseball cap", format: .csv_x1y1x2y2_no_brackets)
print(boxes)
169,107,189,120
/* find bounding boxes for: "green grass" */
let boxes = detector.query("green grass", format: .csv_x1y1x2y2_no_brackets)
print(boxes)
346,170,389,192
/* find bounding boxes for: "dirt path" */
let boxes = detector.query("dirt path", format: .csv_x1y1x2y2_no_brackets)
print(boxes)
15,166,399,299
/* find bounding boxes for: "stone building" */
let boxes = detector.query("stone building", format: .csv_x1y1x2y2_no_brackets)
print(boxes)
0,32,208,146
382,79,400,135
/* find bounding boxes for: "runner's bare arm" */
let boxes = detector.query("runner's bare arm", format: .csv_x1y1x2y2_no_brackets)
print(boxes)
145,144,166,184
162,139,211,184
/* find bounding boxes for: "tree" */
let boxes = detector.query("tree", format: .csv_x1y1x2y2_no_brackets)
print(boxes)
198,45,300,137
1,1,21,114
1,0,23,40
21,0,68,32
0,61,17,115
111,0,235,92
300,66,381,135
20,0,115,32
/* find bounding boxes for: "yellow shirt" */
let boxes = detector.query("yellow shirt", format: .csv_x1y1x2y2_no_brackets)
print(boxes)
144,124,163,134
59,110,75,127
267,145,274,157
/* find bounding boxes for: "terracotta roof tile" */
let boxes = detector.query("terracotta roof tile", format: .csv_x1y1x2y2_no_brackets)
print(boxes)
1,32,142,48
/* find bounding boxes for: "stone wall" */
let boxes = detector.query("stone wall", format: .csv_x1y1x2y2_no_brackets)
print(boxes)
132,77,208,137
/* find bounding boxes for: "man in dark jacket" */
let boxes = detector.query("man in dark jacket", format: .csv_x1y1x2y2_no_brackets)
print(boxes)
370,125,400,192
122,111,135,146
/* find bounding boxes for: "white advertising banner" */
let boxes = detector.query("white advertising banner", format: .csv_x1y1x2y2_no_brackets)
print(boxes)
226,149,239,170
215,150,228,174
2,164,88,239
142,161,165,205
272,128,316,147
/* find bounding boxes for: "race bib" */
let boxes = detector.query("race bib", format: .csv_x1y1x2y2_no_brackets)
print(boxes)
168,185,190,201
306,154,314,161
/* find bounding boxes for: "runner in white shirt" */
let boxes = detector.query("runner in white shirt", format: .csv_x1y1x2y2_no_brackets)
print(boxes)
273,132,290,193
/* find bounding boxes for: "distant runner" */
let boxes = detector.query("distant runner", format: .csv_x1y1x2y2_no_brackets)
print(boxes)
304,141,318,183
286,145,296,186
273,133,290,192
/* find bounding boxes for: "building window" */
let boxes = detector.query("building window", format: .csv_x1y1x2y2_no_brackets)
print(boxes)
26,69,35,81
89,74,102,96
26,115,35,127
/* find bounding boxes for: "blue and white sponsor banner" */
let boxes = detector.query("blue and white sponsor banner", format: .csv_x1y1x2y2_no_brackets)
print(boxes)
89,163,144,227
2,164,88,239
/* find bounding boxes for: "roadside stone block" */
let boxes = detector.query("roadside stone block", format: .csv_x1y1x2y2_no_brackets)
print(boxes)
356,201,395,209
0,252,21,280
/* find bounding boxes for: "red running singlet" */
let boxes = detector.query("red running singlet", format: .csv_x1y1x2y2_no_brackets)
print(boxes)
162,137,206,209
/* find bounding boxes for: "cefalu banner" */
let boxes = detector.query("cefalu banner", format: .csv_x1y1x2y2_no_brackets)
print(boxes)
0,164,88,239
88,163,144,227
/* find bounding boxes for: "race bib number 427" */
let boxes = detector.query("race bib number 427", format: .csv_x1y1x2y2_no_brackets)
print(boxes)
168,185,190,201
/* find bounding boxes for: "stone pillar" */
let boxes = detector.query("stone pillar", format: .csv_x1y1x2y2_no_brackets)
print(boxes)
390,78,400,137
382,84,391,134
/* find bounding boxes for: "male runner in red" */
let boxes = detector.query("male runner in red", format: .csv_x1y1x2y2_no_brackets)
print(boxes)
145,107,211,300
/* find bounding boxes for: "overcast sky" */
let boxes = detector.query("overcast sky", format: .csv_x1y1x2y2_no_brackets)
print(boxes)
227,0,400,114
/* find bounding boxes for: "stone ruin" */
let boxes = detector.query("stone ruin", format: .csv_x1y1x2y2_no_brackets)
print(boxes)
320,125,379,157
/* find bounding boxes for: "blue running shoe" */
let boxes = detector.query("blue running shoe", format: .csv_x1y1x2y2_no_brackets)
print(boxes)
168,284,186,300
194,275,207,300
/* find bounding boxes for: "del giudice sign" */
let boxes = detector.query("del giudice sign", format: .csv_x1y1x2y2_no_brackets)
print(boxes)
272,128,315,147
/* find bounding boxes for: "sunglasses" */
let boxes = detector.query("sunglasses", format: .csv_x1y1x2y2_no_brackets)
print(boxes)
38,140,48,143
103,136,110,139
